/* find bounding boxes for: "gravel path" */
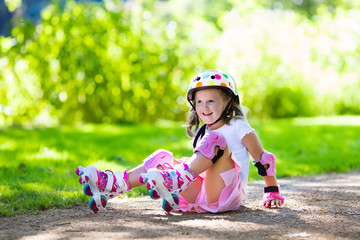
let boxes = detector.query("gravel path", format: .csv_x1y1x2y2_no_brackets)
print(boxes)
1,171,359,240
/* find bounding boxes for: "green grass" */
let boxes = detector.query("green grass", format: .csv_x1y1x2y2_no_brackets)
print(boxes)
250,116,360,177
0,116,359,216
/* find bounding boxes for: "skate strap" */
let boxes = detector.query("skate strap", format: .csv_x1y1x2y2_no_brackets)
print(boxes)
114,171,131,192
105,171,114,193
93,194,106,211
174,164,196,192
170,171,178,193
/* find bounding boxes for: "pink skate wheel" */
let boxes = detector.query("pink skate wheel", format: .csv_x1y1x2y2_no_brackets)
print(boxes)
89,196,107,213
162,201,173,212
162,194,179,212
149,190,160,200
83,184,93,196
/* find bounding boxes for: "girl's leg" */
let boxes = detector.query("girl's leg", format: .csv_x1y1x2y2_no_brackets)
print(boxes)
127,164,147,188
203,146,234,203
181,145,234,204
177,152,213,204
179,177,202,204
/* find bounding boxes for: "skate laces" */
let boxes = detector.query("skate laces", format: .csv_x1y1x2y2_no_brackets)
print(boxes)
112,169,131,192
99,169,130,193
159,165,186,191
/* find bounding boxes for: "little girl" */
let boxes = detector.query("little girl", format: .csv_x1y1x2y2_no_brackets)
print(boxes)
76,69,285,213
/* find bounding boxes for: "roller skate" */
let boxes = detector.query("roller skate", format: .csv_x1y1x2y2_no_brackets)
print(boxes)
76,166,131,213
139,163,196,213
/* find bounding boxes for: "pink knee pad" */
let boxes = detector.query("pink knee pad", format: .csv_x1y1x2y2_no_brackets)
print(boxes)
260,151,276,176
193,131,226,161
143,149,175,172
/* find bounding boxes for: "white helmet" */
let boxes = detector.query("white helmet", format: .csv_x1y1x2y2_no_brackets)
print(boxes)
187,69,239,104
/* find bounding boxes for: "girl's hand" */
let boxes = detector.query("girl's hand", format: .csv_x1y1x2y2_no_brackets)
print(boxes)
264,195,283,208
263,191,285,208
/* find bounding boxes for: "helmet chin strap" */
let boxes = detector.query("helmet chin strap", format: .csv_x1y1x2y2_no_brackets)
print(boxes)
206,97,233,127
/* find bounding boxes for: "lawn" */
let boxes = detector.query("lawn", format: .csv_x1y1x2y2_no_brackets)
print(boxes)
0,116,359,216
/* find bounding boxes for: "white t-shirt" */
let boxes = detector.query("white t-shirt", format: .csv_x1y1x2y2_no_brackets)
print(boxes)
194,118,255,189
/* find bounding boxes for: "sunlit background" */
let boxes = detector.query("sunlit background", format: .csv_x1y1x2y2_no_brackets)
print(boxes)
1,0,360,128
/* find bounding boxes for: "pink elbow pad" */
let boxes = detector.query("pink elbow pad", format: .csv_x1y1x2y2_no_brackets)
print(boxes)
143,149,175,172
260,151,276,176
193,131,227,160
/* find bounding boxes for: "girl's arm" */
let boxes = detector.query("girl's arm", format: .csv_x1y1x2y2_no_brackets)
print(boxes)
242,132,283,207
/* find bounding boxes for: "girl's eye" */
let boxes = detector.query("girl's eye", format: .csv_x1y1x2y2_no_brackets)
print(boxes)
196,100,202,104
209,100,215,103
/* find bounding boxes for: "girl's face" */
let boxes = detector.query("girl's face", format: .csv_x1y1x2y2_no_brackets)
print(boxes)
194,88,228,125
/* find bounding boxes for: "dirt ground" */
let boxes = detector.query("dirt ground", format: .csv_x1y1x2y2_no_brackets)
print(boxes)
1,171,359,240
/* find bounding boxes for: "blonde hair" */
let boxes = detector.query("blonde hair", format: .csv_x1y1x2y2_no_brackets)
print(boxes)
186,88,247,137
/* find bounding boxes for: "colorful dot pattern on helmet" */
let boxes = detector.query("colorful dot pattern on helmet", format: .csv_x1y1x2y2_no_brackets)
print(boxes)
187,69,239,101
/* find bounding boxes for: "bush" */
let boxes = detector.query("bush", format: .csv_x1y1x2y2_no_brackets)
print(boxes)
0,0,218,127
1,0,360,127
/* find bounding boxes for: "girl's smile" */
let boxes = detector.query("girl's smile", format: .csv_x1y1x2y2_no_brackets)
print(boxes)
194,88,228,126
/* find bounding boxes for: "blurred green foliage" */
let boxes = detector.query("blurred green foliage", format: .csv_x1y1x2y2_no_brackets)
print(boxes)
259,0,360,18
1,0,360,127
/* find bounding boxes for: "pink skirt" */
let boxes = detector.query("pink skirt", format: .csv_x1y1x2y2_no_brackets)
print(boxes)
176,158,245,213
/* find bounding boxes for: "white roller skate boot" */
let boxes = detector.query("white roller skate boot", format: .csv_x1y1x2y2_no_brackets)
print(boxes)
76,166,131,213
142,163,196,213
